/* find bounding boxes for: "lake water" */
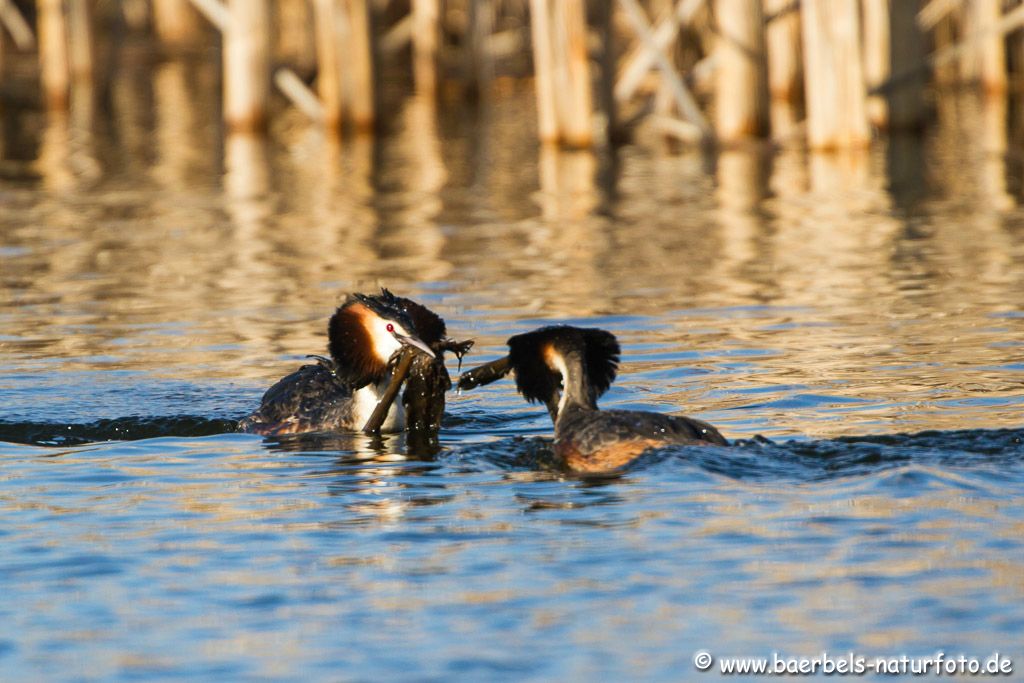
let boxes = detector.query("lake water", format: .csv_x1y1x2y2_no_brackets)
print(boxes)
1,57,1023,680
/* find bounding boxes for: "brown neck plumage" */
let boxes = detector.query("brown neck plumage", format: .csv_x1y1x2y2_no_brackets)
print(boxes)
327,303,389,387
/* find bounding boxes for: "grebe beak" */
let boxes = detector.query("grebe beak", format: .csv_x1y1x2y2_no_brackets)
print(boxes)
394,331,436,359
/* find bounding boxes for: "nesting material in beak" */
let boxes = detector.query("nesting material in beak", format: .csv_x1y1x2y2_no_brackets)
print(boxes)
362,348,417,434
457,356,512,391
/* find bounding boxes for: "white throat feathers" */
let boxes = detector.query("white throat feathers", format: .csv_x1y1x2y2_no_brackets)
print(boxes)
545,347,572,418
365,315,411,364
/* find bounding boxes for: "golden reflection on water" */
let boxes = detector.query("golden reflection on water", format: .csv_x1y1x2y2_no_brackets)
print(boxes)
2,60,1024,438
35,111,75,191
153,61,208,192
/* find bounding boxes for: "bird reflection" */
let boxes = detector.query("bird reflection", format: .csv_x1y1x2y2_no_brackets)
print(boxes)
259,424,441,459
262,431,450,524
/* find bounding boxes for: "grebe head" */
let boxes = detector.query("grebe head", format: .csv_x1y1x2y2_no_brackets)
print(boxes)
389,293,447,348
507,326,619,418
328,289,436,386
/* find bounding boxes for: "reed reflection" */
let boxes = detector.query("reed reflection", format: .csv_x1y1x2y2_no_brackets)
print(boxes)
36,103,101,192
223,130,275,321
267,128,376,289
807,148,873,200
885,132,927,210
225,132,272,218
302,133,380,280
374,93,451,282
531,146,611,314
153,60,205,189
6,57,1024,437
107,52,156,172
979,91,1013,211
714,147,771,301
933,91,1013,209
35,110,75,191
401,93,447,200
537,144,599,221
769,100,801,142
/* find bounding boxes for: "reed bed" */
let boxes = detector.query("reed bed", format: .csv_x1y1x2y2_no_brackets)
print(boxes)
1,0,1022,150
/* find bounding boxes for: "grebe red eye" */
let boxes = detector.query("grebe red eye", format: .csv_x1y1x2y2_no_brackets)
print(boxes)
386,323,395,333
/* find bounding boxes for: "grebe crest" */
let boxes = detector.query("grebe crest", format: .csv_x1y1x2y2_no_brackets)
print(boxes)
328,289,435,388
507,325,619,420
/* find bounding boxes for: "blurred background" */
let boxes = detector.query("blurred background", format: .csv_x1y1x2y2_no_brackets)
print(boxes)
1,3,1024,679
2,0,1024,436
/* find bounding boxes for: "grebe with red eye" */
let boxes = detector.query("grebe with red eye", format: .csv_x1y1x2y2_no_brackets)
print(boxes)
239,289,471,436
457,325,728,473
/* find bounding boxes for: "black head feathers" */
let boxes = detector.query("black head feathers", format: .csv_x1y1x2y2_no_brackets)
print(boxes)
348,289,419,331
506,326,620,408
387,290,447,347
344,289,447,345
326,289,432,386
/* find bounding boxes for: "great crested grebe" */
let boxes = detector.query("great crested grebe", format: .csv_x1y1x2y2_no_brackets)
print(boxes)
458,325,728,472
239,289,469,436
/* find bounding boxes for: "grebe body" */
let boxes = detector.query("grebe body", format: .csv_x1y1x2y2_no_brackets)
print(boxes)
459,325,727,472
239,290,465,436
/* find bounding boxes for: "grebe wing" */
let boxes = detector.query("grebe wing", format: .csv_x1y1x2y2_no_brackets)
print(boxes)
239,362,355,434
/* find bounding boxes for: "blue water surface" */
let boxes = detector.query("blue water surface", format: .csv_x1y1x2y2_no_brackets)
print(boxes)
2,70,1024,680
